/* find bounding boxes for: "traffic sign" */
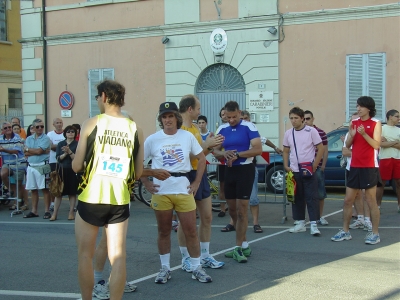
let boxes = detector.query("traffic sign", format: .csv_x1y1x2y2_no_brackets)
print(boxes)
58,91,74,110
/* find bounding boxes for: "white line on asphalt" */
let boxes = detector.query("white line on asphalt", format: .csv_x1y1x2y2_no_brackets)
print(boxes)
0,290,80,298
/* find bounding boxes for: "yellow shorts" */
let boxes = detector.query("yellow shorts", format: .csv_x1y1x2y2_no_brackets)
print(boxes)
151,194,196,212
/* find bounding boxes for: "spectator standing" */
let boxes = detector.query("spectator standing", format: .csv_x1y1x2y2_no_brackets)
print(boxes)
49,125,78,221
283,107,324,236
12,124,21,137
47,118,65,211
11,117,26,139
376,109,400,212
197,115,210,141
331,96,381,245
23,119,51,219
304,110,329,225
214,101,262,263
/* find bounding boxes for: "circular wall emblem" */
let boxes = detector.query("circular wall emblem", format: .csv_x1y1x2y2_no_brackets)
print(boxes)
210,28,227,54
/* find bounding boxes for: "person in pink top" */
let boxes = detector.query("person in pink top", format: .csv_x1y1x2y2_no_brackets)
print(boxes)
331,96,382,245
283,107,324,236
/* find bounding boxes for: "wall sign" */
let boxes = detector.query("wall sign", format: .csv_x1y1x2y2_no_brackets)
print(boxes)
59,91,74,110
210,28,227,54
249,91,274,111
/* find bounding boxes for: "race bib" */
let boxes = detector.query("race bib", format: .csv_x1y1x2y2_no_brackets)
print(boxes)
96,154,130,179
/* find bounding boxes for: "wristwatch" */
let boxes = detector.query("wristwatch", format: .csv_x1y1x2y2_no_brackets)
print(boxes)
235,152,240,159
24,148,29,152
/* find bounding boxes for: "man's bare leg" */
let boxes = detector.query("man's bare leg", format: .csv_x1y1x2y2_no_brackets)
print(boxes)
94,228,108,276
177,210,200,258
75,212,99,300
30,190,39,215
155,210,173,254
376,180,385,207
105,219,129,300
343,187,359,231
227,199,249,246
250,205,259,226
364,187,380,234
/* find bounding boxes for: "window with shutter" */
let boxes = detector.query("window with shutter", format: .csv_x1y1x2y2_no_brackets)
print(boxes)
346,53,386,121
88,68,115,117
0,0,6,41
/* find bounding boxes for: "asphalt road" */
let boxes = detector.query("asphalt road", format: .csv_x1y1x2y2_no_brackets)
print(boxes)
1,188,399,300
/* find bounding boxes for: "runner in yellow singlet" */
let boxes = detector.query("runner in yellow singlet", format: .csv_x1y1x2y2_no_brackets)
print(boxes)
72,80,144,300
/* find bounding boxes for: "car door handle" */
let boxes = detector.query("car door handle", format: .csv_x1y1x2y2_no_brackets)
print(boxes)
336,155,342,159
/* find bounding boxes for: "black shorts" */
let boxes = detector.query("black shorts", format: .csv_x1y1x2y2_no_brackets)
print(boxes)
347,167,381,190
188,170,211,201
217,165,226,182
77,201,129,227
224,164,255,200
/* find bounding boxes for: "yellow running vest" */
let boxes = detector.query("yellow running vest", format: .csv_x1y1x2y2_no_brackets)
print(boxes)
181,123,202,170
78,114,138,205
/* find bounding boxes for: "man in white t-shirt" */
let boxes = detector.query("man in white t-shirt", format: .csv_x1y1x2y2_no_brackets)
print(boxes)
283,107,324,236
376,109,400,212
47,118,65,210
141,102,212,284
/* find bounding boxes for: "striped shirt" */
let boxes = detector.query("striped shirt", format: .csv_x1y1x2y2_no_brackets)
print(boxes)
313,125,328,167
0,133,26,166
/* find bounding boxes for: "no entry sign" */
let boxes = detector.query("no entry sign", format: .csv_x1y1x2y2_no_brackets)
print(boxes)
59,91,74,110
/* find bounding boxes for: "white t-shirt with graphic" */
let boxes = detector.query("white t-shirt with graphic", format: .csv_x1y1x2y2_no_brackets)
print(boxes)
47,131,65,163
144,129,203,195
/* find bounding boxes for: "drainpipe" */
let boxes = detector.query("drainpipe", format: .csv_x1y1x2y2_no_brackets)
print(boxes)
42,0,48,132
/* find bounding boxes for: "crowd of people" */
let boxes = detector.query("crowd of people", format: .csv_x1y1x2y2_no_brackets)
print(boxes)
0,80,399,300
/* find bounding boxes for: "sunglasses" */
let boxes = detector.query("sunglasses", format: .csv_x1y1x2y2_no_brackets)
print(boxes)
304,117,312,120
3,126,11,130
35,125,45,129
66,130,75,133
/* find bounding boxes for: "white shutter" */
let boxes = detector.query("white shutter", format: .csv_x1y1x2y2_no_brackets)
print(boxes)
367,53,385,120
346,55,363,120
88,68,115,117
346,53,386,121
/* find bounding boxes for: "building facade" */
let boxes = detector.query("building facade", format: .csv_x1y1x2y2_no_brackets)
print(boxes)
0,0,22,124
19,0,399,144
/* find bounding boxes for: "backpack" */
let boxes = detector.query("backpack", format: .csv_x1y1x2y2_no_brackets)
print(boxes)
49,164,64,197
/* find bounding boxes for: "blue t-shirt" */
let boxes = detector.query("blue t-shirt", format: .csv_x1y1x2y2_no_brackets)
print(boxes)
0,133,26,166
25,133,51,164
200,131,210,141
216,120,260,165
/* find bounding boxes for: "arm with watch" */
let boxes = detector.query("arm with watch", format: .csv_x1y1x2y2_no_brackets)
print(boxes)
220,137,263,167
202,132,224,155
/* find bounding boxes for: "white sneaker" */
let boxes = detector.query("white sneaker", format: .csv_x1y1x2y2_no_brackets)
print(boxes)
349,219,364,229
310,224,321,236
289,221,306,233
319,217,329,226
363,221,372,232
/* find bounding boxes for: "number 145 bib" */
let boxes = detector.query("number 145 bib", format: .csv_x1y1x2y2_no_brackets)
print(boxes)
96,154,130,179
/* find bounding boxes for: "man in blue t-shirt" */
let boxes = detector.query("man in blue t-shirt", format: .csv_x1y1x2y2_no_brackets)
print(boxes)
213,101,262,263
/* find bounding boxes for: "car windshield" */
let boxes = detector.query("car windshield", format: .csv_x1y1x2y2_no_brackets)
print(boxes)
327,130,345,152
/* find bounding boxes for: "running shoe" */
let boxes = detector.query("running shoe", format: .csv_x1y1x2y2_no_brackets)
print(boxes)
171,220,179,231
154,266,171,284
319,217,329,226
124,281,137,292
365,233,380,245
363,222,372,232
225,246,252,258
310,224,321,236
181,257,192,273
49,203,54,212
289,222,306,233
201,256,225,269
92,280,110,300
192,265,212,283
331,229,352,242
233,247,247,263
349,219,364,229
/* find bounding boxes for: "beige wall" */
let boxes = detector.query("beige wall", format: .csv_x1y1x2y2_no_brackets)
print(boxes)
200,0,238,21
45,1,164,36
45,36,165,137
279,16,399,137
279,0,396,13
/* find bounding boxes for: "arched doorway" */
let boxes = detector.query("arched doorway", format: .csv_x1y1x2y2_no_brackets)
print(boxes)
195,63,246,133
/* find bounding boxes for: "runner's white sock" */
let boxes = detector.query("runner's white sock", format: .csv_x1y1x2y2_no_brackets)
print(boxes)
242,241,249,249
357,215,364,221
94,270,103,284
365,217,371,223
190,257,201,271
200,242,210,259
160,253,170,270
180,246,190,263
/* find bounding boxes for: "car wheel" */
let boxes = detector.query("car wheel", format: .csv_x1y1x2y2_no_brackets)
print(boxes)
266,165,284,194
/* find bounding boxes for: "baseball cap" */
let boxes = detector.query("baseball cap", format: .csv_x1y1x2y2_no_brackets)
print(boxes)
159,102,178,115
